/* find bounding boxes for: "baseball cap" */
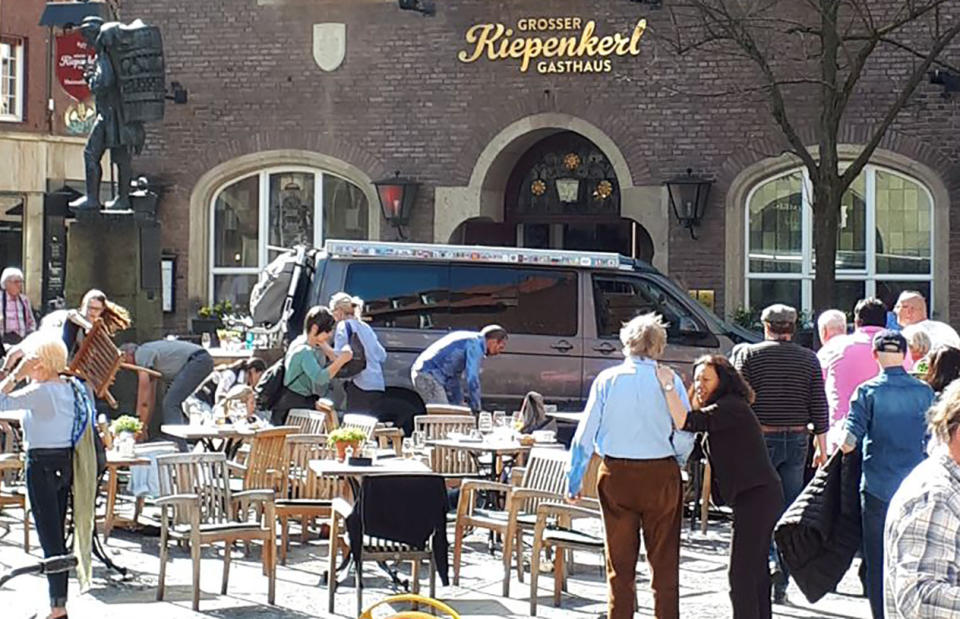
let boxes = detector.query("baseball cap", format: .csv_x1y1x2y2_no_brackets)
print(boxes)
873,329,907,354
760,303,797,324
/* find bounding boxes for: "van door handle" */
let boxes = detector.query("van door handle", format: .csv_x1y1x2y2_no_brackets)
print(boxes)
551,339,574,352
593,342,617,354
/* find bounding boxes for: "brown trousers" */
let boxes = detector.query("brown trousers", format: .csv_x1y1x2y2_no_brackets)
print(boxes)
598,456,682,619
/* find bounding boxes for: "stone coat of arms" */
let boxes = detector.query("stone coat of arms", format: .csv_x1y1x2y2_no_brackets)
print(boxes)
313,23,346,72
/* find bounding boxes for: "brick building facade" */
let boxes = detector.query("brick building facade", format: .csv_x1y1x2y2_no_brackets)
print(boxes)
114,0,960,331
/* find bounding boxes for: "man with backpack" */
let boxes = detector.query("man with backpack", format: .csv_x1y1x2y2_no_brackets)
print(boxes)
262,305,353,425
330,292,387,418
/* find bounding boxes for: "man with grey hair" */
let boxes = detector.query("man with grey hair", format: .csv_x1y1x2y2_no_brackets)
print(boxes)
817,309,847,348
732,303,829,604
893,290,960,352
568,312,695,619
1,267,36,346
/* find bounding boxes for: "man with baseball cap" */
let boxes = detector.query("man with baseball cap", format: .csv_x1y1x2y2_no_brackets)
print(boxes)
732,303,829,604
840,329,935,619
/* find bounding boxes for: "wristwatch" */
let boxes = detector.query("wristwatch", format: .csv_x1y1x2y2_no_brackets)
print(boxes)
662,381,675,392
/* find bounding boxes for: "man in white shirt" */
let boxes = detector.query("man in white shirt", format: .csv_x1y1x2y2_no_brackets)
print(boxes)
894,291,960,351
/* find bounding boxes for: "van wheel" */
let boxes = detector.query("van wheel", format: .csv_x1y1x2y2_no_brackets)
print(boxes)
378,389,423,436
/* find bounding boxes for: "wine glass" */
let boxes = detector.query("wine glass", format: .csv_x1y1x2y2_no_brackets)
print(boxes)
493,411,506,429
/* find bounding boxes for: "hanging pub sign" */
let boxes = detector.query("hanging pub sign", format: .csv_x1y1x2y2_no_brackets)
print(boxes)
458,17,646,74
55,31,97,101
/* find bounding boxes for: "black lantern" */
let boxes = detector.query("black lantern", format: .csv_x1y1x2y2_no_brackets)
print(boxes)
665,168,713,240
374,171,419,236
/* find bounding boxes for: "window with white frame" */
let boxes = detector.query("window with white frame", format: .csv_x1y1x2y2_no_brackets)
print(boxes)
745,165,934,317
0,37,24,121
210,167,369,305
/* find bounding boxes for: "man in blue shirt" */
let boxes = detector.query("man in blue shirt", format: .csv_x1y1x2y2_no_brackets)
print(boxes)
840,329,934,619
410,325,507,413
567,313,694,619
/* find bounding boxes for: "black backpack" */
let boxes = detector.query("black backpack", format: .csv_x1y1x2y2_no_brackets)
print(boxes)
255,358,287,411
338,321,367,379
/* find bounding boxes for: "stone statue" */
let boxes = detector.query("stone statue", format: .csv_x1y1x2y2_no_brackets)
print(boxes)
70,16,165,211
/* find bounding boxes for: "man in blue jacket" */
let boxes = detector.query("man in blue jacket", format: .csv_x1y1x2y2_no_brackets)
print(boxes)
410,325,508,413
840,329,934,619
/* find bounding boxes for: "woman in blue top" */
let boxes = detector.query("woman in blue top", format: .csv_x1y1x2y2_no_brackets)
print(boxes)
0,331,95,619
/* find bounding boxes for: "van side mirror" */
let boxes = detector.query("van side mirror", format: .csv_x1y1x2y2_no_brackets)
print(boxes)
678,316,704,335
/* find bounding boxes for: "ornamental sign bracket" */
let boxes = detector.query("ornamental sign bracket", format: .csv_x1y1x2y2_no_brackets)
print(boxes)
313,23,346,72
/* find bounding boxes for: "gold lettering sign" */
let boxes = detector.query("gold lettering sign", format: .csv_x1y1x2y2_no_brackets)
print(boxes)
457,17,647,74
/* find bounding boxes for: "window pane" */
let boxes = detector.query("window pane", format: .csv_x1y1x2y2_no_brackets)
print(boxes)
447,266,577,336
213,274,258,308
747,279,801,313
748,172,803,273
836,173,866,270
344,263,448,329
593,275,704,341
876,171,931,274
323,174,368,241
833,281,865,318
268,172,315,252
213,175,259,268
877,281,932,323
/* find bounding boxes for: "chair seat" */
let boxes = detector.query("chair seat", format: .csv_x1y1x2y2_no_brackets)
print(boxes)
542,526,605,549
275,498,334,508
469,508,538,527
359,535,428,554
171,521,265,536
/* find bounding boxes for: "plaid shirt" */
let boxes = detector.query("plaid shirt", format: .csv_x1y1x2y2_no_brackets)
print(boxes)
885,451,960,618
1,292,35,339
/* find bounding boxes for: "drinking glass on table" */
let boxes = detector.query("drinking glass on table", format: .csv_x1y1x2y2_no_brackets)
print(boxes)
478,412,493,434
511,411,523,430
402,437,415,459
493,411,506,429
201,332,211,349
413,430,426,450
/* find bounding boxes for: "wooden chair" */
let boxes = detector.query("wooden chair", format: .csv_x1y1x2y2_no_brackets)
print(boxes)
0,419,27,551
68,318,160,408
453,447,570,597
425,403,473,416
155,452,276,611
328,474,448,616
340,414,378,443
275,434,344,564
316,398,338,431
415,415,480,484
286,408,327,434
414,414,476,440
227,426,298,493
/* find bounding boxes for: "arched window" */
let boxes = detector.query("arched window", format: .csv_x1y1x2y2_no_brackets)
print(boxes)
210,167,368,304
746,165,933,315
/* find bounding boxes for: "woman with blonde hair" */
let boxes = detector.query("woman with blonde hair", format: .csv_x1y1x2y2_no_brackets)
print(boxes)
0,330,99,619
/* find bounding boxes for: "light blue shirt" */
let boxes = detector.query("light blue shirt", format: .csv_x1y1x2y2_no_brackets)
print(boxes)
333,318,387,392
567,357,696,495
0,381,78,449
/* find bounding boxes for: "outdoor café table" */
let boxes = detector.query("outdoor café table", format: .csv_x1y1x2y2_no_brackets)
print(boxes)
309,456,432,587
160,423,253,459
101,451,150,540
427,437,562,481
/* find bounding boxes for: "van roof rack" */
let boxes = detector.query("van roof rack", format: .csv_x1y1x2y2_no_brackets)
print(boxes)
323,239,646,271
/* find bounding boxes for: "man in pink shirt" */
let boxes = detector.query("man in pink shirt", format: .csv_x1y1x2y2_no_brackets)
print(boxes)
818,297,887,451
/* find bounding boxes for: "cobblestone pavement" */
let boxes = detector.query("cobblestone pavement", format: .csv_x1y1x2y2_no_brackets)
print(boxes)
0,511,869,618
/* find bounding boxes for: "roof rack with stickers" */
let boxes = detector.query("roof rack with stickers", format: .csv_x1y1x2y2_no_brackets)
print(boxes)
323,239,633,271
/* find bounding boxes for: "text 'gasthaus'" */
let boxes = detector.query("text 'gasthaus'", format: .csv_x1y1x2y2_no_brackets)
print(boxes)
457,18,647,74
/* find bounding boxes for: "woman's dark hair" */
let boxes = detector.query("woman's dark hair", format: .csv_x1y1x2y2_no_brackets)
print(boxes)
303,305,336,335
246,358,267,373
924,346,960,393
694,354,755,405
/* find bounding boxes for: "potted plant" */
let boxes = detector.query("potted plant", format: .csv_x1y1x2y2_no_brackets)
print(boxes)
191,299,234,345
109,415,143,457
327,427,368,462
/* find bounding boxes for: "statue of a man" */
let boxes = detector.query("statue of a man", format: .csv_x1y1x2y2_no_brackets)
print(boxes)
70,16,146,211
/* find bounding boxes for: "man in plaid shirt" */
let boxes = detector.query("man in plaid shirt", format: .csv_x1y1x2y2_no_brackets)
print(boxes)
885,379,960,618
0,267,36,345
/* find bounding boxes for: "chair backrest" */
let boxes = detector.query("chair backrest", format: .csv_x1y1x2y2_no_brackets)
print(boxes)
316,398,338,431
68,319,123,407
340,414,378,442
156,452,233,525
243,426,297,491
282,434,341,500
357,473,447,545
413,414,476,440
286,408,326,434
517,447,571,513
425,404,473,416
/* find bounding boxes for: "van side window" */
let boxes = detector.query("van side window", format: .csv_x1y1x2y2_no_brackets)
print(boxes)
592,275,712,344
447,266,577,336
344,263,448,329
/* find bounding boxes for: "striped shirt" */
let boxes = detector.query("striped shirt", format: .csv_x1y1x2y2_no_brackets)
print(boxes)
2,292,35,340
731,339,829,434
885,453,960,618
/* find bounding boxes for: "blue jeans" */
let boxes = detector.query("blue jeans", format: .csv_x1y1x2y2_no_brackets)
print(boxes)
764,431,809,593
26,448,73,608
862,492,889,619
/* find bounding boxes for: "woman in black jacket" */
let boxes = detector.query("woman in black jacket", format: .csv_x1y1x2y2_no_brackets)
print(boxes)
657,355,783,619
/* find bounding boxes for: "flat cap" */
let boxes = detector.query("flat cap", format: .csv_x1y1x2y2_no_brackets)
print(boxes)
761,303,797,324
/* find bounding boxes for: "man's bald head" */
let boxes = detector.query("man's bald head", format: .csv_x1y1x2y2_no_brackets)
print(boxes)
894,291,928,327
